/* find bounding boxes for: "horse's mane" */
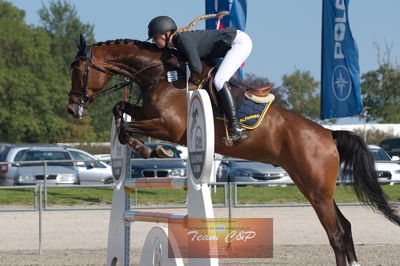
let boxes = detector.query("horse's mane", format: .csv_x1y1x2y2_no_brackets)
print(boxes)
88,38,215,72
94,39,169,53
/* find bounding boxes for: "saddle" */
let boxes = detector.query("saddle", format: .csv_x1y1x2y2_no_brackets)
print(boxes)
202,67,273,109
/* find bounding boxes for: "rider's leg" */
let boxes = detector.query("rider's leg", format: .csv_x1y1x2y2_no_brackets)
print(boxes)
218,81,247,141
214,30,252,141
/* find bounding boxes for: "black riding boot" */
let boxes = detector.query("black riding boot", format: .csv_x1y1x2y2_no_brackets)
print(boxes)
217,82,248,142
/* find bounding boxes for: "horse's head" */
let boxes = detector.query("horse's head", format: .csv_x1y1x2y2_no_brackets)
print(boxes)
67,35,212,119
67,35,113,119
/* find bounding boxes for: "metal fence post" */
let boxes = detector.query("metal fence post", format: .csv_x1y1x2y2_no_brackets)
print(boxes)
234,182,238,207
38,185,43,255
44,161,48,210
33,185,38,210
134,189,138,206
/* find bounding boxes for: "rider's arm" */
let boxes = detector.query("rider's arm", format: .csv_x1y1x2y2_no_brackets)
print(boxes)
174,34,203,74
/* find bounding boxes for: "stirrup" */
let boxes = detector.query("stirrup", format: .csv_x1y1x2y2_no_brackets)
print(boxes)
230,128,248,141
222,127,247,146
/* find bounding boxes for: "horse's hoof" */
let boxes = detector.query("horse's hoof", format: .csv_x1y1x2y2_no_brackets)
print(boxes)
118,134,129,145
155,145,174,158
112,101,125,117
117,121,130,145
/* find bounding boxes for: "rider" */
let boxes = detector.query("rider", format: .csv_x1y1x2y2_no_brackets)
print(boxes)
147,16,252,142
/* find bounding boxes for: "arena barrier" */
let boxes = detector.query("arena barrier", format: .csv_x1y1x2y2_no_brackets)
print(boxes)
107,90,219,266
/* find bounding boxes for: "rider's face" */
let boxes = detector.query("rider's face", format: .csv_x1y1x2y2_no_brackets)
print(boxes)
153,33,167,48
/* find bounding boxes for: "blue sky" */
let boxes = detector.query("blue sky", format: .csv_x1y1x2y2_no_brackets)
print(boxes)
10,0,400,123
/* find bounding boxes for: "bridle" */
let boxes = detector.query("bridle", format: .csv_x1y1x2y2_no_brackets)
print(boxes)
69,45,164,117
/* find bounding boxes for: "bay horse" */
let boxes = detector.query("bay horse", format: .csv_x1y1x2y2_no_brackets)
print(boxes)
67,36,400,266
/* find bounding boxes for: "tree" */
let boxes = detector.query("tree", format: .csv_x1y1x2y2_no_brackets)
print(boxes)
361,63,400,123
280,70,320,120
0,1,70,143
37,0,100,142
38,0,95,74
0,1,100,143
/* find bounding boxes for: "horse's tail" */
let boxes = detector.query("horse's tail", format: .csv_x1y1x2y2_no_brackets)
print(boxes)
332,130,400,226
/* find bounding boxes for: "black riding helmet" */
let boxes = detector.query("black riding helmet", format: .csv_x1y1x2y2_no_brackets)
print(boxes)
147,16,177,41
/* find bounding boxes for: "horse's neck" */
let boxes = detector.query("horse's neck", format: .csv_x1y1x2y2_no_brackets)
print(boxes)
96,43,215,88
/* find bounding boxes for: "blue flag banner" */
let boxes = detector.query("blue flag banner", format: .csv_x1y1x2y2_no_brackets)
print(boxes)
205,0,230,29
205,0,247,78
230,0,247,31
321,0,362,119
230,0,247,78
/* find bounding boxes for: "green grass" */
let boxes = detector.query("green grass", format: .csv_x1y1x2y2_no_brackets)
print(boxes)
0,185,399,207
46,187,115,206
235,185,400,204
0,188,37,205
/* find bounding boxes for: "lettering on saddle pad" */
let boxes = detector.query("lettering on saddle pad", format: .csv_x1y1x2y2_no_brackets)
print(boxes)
215,98,273,130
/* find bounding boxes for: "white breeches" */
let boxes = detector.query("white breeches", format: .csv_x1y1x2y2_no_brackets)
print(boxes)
213,30,253,91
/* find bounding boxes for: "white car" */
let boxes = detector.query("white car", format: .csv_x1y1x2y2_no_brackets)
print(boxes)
339,145,400,185
67,149,114,184
93,154,111,165
369,145,400,185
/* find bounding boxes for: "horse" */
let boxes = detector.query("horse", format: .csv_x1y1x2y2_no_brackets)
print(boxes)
67,35,400,266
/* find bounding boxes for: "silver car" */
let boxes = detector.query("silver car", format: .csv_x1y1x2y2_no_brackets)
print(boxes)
338,145,400,185
217,157,293,186
67,148,114,184
0,145,79,186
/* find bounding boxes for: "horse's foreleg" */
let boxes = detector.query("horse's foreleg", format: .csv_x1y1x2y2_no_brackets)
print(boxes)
113,101,146,121
112,102,155,158
121,118,182,143
124,137,154,158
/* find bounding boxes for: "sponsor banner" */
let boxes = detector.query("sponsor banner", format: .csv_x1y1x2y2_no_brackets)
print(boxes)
321,0,362,119
169,218,273,258
205,0,230,29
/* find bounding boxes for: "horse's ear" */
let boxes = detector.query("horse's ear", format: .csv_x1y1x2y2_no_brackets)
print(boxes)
76,34,87,50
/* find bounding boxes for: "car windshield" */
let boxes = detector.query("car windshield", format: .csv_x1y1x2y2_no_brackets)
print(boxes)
0,144,11,154
69,150,104,168
0,147,10,161
369,148,391,161
20,150,73,166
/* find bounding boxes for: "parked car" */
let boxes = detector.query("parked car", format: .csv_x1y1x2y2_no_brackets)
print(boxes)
131,143,186,178
338,145,400,185
0,145,79,186
67,148,114,184
93,154,111,165
217,157,293,186
0,142,12,154
378,138,400,158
